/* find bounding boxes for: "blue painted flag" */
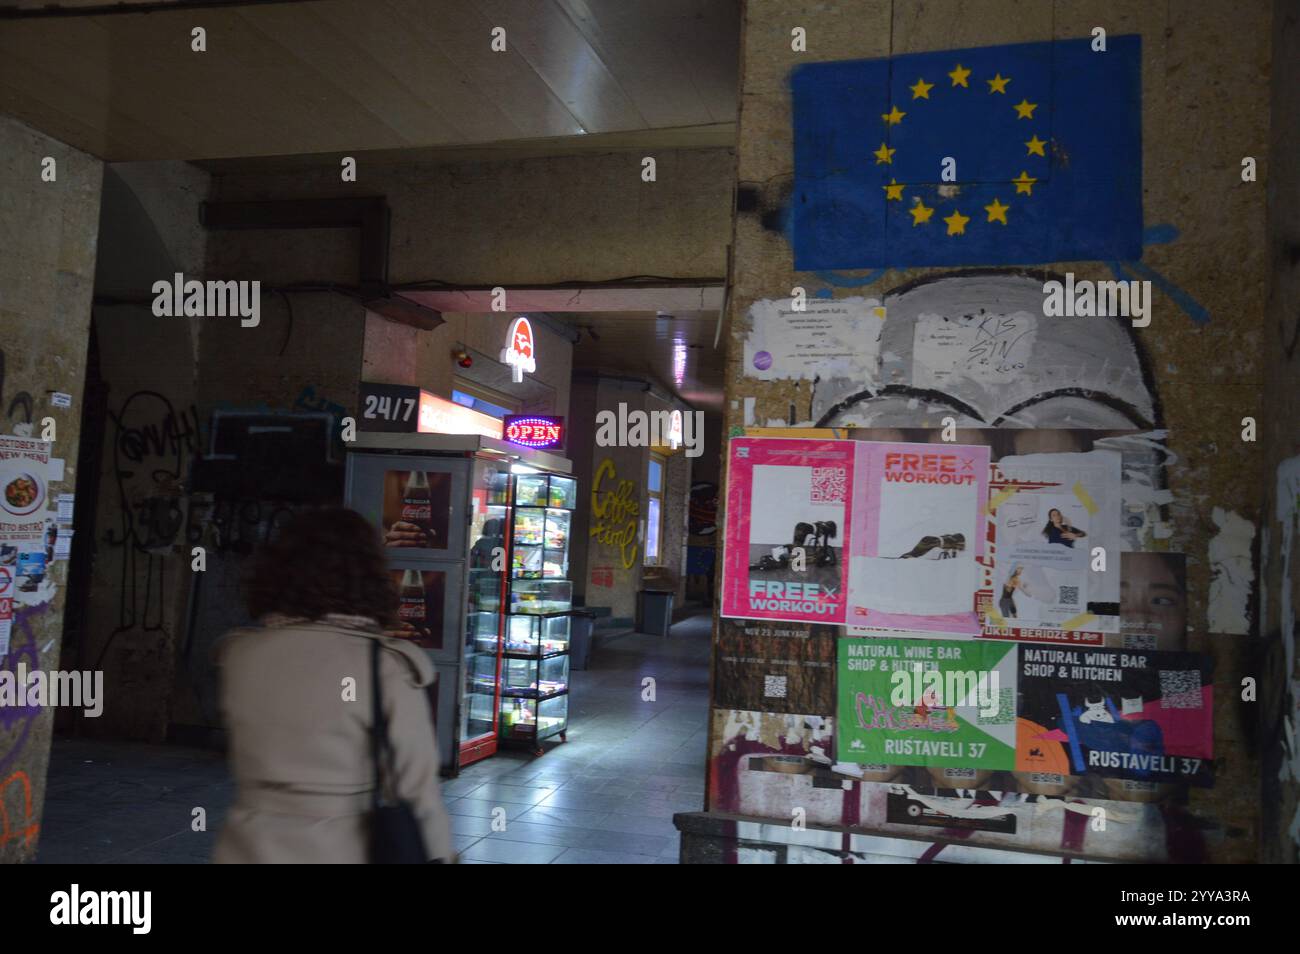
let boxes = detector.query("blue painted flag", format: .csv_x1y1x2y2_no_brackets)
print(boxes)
790,35,1142,270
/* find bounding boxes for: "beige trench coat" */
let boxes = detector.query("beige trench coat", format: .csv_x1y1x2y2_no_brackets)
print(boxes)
214,617,454,863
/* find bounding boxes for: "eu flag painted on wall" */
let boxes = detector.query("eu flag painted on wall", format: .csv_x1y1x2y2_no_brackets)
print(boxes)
790,35,1142,270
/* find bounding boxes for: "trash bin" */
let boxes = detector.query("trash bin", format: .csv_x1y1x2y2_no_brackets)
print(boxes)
569,609,595,670
639,589,675,637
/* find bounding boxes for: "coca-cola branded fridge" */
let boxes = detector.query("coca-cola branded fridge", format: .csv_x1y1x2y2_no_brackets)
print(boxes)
345,430,574,773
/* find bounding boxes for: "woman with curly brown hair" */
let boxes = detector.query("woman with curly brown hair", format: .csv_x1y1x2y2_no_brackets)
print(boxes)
214,507,453,864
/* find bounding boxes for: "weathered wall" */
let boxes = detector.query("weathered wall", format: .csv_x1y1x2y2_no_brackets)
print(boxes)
207,148,734,287
0,115,102,862
570,375,697,622
702,0,1277,863
1259,0,1300,864
80,162,208,742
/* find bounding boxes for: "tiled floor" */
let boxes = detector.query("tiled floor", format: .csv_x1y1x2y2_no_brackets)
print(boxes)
34,611,712,864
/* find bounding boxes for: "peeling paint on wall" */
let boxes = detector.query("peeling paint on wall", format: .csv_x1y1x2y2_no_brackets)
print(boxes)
1207,507,1256,635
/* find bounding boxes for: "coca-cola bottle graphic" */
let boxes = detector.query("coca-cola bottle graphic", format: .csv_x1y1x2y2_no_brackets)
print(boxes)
401,471,433,533
398,569,427,638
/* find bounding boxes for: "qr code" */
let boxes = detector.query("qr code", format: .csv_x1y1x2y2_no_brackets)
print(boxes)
1159,670,1203,709
977,688,1016,725
763,674,788,699
1058,585,1080,606
810,466,847,503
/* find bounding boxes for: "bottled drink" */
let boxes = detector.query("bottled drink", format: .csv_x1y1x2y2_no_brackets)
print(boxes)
398,569,427,629
401,471,432,531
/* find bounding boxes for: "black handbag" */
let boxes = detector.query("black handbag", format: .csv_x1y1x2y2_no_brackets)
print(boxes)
368,638,431,864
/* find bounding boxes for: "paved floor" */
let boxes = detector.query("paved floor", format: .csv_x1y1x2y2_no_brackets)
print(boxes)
34,611,712,864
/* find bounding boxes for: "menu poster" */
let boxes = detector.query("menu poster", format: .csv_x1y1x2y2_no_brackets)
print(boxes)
847,442,990,635
982,449,1122,643
1016,646,1214,786
0,437,51,543
381,469,452,550
390,568,447,649
836,637,1018,770
721,437,855,626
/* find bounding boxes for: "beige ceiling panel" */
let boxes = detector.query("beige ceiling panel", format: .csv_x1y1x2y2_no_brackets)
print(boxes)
0,0,738,160
472,0,646,133
311,0,511,144
391,0,586,140
556,0,716,129
0,18,199,158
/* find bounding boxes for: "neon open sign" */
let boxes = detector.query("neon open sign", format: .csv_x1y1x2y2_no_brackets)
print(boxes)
503,415,564,449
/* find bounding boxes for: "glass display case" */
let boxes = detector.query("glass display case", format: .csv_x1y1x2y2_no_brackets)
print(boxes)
500,471,576,754
500,695,569,744
461,457,512,764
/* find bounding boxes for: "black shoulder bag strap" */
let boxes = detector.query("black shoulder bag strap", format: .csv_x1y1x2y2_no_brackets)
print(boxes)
368,638,431,863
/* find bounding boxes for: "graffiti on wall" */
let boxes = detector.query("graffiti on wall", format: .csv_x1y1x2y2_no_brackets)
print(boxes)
0,605,48,779
589,458,640,571
0,349,35,436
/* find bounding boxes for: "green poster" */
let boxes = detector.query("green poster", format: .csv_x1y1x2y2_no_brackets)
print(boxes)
837,637,1018,769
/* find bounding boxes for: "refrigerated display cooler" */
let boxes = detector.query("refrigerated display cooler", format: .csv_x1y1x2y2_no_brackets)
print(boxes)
345,431,575,773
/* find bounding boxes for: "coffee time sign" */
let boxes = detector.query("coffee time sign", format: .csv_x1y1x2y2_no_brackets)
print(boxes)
590,457,640,570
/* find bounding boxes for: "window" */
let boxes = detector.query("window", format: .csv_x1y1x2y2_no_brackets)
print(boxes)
645,453,665,565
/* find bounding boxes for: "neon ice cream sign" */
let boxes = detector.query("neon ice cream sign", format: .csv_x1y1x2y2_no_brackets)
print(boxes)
501,316,537,383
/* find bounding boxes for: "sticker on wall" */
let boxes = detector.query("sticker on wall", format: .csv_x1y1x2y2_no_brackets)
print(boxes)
721,437,855,625
743,296,883,382
837,637,1018,770
1016,646,1214,786
789,35,1142,270
847,442,990,634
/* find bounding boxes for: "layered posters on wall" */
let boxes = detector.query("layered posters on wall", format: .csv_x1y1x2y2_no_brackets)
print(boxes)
721,437,854,625
835,639,1214,788
847,442,989,634
0,436,52,655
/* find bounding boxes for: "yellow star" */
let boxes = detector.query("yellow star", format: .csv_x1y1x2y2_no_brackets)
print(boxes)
883,178,905,201
1013,98,1038,119
984,197,1010,224
987,73,1011,94
910,77,934,100
908,199,934,226
873,142,896,165
949,63,971,87
943,209,971,235
1012,170,1037,195
882,105,906,125
1025,135,1047,157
